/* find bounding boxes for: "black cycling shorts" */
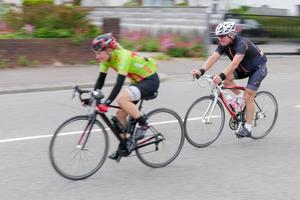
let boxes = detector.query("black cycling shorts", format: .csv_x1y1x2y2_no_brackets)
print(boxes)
131,73,160,99
234,63,267,91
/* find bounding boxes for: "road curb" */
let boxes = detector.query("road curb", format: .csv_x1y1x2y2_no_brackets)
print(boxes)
0,73,168,95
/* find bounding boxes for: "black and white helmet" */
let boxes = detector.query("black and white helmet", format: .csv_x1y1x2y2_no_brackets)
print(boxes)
215,21,235,36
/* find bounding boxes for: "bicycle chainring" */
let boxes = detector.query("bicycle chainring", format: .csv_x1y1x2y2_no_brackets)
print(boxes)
229,117,238,130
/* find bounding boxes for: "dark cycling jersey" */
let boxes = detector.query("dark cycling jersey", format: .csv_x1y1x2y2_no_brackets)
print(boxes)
215,35,267,73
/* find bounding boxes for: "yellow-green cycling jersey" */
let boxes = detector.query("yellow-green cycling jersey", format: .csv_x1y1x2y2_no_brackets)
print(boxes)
100,48,157,83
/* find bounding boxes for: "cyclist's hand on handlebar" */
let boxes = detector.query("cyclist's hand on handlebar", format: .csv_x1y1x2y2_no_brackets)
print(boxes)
191,69,201,79
97,104,108,113
213,74,222,85
81,98,91,106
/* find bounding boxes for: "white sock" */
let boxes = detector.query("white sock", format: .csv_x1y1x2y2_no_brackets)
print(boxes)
244,123,252,132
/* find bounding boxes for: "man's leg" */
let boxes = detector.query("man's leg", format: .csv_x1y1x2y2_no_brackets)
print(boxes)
236,88,256,137
244,88,256,126
237,63,267,137
224,73,241,95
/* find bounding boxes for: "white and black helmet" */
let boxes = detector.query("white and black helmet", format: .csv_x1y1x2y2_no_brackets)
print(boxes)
215,21,235,36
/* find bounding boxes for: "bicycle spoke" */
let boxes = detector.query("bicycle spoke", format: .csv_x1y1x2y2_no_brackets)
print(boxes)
250,91,278,139
136,108,184,168
49,115,109,180
184,96,225,148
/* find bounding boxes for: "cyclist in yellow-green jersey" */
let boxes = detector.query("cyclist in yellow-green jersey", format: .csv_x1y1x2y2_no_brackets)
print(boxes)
88,33,160,160
100,48,157,84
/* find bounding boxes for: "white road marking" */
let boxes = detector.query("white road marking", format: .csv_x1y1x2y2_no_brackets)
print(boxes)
0,118,200,144
297,105,300,108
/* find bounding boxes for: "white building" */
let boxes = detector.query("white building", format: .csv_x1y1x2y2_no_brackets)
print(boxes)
2,0,300,15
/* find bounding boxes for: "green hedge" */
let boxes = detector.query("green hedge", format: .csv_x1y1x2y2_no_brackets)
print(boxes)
227,12,300,38
3,4,101,39
244,15,300,38
22,0,54,6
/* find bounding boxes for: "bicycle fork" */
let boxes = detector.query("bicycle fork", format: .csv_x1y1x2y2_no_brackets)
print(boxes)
76,113,96,150
201,95,218,124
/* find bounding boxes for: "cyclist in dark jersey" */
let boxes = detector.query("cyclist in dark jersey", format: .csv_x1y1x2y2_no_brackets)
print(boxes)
86,33,160,160
192,21,267,137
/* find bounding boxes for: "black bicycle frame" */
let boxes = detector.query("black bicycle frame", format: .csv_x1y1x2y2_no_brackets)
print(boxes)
78,96,163,152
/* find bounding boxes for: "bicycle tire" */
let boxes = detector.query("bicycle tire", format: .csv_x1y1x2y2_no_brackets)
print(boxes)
250,91,278,139
49,115,109,180
136,108,185,168
184,95,225,148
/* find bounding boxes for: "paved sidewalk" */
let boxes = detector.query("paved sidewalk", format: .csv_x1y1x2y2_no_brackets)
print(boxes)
0,41,299,95
0,65,168,95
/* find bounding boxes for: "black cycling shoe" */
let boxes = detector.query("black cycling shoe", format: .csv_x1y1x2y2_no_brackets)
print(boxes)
108,140,128,162
236,127,252,138
108,151,122,162
108,151,119,160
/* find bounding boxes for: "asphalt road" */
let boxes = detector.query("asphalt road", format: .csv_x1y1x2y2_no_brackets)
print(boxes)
1,56,300,199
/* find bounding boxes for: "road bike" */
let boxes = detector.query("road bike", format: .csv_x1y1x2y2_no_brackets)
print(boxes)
49,86,185,180
184,74,278,148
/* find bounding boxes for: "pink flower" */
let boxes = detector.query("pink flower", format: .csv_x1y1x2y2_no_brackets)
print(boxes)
160,34,175,52
23,24,35,34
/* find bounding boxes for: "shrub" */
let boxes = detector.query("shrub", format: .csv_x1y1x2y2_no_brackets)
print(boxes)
139,38,160,52
3,4,101,39
166,47,189,57
123,0,139,6
17,56,29,67
23,0,53,6
120,37,135,50
33,28,73,38
0,58,9,68
120,30,205,58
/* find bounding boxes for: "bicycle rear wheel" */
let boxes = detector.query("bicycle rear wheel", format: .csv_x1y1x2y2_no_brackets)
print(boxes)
184,96,225,148
49,115,109,180
136,108,184,168
250,91,278,139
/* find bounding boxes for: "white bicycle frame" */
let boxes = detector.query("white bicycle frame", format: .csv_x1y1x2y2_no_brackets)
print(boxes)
198,75,223,124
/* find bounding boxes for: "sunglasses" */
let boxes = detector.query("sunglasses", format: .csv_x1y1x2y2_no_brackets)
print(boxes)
218,35,227,39
93,43,103,51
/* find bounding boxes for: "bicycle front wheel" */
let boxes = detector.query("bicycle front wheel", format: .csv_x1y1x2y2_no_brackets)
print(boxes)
250,91,278,139
184,96,225,148
136,108,185,168
49,115,109,180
